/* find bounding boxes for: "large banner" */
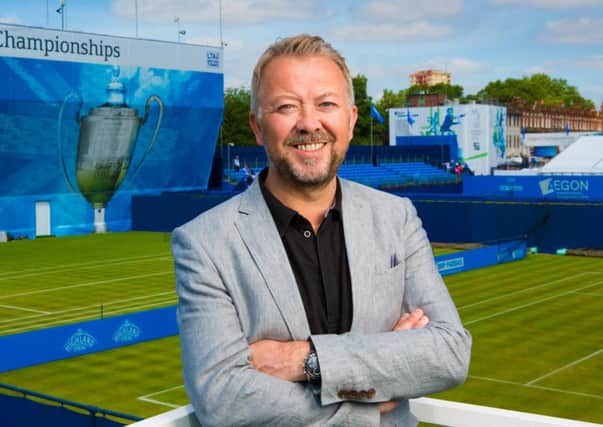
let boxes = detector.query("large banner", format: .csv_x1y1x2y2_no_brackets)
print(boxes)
389,104,506,175
0,24,224,237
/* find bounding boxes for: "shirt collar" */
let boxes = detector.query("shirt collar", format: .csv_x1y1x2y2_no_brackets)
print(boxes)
259,168,343,237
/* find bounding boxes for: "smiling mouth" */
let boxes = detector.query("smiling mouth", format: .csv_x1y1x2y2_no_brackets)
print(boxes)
295,143,325,152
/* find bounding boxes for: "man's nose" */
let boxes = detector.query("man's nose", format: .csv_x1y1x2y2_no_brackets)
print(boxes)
295,105,321,133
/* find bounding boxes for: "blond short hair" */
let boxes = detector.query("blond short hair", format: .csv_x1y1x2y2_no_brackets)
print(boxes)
250,34,354,115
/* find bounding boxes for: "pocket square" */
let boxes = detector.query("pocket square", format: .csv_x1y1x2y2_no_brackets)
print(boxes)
390,253,400,268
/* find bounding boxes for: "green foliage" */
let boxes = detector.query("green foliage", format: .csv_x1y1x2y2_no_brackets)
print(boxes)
476,74,595,110
352,74,373,145
222,87,256,147
378,88,407,111
371,89,407,145
406,83,464,101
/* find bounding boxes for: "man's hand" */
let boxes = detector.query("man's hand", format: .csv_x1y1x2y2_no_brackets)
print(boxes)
250,339,310,382
379,309,430,414
393,308,429,331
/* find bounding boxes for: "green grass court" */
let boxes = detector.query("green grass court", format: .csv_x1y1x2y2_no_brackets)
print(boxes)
0,232,601,424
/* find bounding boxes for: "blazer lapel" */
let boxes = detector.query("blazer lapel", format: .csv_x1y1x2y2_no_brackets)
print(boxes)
234,183,311,341
341,180,377,333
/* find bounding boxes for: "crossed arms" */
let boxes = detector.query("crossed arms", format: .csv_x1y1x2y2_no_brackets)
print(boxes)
250,308,431,414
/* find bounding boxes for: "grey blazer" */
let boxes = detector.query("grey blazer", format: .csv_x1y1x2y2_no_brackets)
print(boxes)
172,178,471,427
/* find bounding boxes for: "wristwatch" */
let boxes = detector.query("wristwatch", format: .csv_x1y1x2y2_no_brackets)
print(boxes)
303,347,321,384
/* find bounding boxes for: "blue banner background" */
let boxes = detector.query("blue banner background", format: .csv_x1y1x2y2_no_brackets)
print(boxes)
0,55,223,237
463,175,603,201
0,306,178,373
436,240,527,276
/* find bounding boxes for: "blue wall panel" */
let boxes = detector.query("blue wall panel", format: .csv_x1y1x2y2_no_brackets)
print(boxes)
463,175,603,201
436,240,527,276
0,306,177,373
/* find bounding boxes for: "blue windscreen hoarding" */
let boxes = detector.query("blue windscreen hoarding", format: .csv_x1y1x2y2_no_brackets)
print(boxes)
463,175,603,201
0,24,224,237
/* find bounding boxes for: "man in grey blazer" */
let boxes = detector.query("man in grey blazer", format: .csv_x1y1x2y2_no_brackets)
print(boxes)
172,34,471,426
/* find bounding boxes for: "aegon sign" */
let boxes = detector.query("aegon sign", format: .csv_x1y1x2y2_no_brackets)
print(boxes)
539,178,589,196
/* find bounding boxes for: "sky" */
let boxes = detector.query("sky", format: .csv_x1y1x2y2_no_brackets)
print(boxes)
2,0,602,107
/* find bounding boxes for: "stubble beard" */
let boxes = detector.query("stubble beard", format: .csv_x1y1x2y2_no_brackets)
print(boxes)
266,130,345,189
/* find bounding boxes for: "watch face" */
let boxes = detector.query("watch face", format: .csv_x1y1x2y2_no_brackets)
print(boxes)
304,351,321,382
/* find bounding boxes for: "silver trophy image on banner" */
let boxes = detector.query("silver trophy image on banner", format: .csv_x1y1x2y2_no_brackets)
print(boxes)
58,67,164,233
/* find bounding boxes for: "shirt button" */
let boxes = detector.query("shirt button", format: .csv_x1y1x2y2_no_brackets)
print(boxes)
303,230,312,238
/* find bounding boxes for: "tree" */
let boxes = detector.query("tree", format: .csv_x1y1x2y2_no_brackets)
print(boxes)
222,87,256,147
372,89,406,145
476,74,595,110
352,74,373,145
405,83,464,102
378,88,407,111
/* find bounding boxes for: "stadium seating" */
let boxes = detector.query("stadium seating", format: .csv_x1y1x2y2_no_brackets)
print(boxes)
224,162,457,189
338,162,457,188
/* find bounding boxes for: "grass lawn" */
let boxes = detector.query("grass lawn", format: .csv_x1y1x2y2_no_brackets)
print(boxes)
0,232,601,424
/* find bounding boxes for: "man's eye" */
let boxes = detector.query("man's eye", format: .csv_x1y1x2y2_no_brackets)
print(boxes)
277,104,298,112
320,101,337,108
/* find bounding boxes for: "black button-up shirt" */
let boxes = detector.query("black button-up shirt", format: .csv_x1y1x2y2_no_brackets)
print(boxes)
259,169,353,335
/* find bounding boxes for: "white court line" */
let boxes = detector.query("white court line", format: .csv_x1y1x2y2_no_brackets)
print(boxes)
0,304,50,314
0,291,175,324
138,385,184,408
526,348,603,386
137,397,180,408
0,271,172,300
0,300,176,334
140,385,184,398
0,254,172,281
470,375,603,400
465,280,603,326
458,272,600,310
0,253,170,278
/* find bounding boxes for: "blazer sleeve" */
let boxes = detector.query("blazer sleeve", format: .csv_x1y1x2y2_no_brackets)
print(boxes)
312,198,472,406
172,226,381,427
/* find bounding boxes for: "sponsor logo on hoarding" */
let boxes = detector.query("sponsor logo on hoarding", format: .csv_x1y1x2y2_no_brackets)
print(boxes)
112,320,142,343
0,28,120,61
497,246,526,263
437,257,464,272
498,185,523,192
64,328,96,353
539,178,589,197
207,51,220,67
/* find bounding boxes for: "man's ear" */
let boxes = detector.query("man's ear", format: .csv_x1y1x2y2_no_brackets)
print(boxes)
249,112,265,147
348,105,358,140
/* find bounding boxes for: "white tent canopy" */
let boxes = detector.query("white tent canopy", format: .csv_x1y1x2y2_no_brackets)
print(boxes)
541,135,603,174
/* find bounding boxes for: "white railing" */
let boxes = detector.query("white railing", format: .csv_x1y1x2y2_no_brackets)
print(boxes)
130,398,602,427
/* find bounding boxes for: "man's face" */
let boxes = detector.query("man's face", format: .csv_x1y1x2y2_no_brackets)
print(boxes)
250,55,358,189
